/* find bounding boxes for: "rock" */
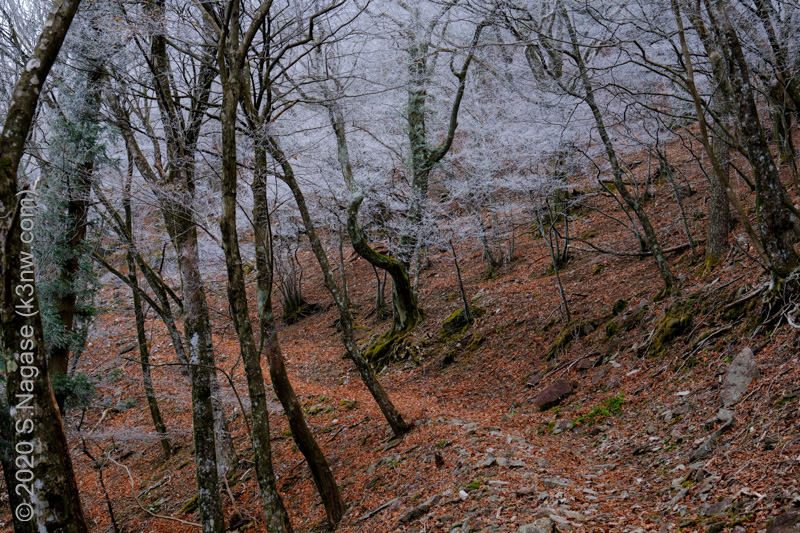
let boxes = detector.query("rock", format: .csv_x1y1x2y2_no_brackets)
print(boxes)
767,511,800,533
519,525,547,533
705,409,735,430
560,509,585,521
542,478,571,488
552,419,572,435
591,366,610,386
520,517,556,533
705,500,731,517
508,459,527,468
576,356,598,371
118,343,137,355
358,497,402,521
398,495,442,524
690,415,735,462
478,455,497,468
514,487,537,497
458,490,469,501
534,378,574,411
526,373,542,388
720,347,760,407
706,522,725,533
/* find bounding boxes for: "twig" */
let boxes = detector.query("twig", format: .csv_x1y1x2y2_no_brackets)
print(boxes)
109,457,201,528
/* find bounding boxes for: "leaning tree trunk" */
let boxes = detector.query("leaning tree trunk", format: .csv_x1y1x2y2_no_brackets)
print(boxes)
562,7,677,294
0,0,89,530
251,147,346,526
267,138,411,437
324,98,420,362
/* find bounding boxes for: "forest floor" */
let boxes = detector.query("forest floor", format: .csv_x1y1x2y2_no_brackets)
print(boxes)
3,144,800,533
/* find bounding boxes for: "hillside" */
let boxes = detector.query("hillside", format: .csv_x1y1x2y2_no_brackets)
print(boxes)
4,145,798,533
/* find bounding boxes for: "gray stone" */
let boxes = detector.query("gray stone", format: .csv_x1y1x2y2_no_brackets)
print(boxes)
721,347,760,407
553,419,573,435
766,511,800,533
542,478,571,488
520,517,556,533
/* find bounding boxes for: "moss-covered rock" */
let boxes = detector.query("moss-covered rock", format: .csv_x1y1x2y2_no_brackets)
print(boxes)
605,321,619,339
611,299,627,316
647,300,695,356
440,306,485,339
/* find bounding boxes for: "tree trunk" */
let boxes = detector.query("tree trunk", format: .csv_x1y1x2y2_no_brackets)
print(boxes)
267,138,411,437
706,136,731,268
49,66,101,411
218,49,293,531
0,0,89,530
708,0,799,278
562,6,677,293
324,99,421,341
124,170,172,460
251,158,347,526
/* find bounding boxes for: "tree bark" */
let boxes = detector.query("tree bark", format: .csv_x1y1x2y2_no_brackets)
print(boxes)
251,148,346,526
0,0,89,530
217,25,293,528
707,0,799,278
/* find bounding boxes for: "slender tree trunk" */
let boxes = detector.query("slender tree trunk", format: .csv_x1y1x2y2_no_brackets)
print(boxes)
124,170,171,460
561,7,677,293
675,0,767,268
218,48,292,530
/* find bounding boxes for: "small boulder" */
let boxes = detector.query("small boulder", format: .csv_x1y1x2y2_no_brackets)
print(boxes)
767,511,800,533
576,355,599,371
533,378,573,411
520,518,556,533
552,419,572,434
721,347,760,407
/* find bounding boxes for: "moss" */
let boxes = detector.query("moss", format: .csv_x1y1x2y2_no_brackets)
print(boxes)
181,494,199,514
364,329,405,364
605,321,619,339
439,306,485,339
467,333,484,351
647,300,695,356
340,399,358,409
775,394,797,409
611,299,627,316
572,393,624,427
